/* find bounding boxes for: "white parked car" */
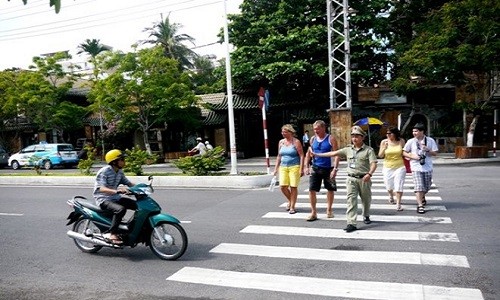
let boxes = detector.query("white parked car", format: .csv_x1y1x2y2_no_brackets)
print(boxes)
8,143,79,170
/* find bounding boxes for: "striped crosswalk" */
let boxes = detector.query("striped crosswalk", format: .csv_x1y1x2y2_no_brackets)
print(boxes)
167,170,484,299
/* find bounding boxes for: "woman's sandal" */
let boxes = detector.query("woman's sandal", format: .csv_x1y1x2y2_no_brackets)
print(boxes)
289,209,296,214
396,205,403,211
417,205,425,214
306,215,317,222
389,198,395,204
286,204,290,211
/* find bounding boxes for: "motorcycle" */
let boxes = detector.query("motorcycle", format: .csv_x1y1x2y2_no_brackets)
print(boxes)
65,176,188,260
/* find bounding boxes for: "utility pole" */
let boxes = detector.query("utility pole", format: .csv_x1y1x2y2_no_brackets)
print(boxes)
327,0,353,147
223,0,238,174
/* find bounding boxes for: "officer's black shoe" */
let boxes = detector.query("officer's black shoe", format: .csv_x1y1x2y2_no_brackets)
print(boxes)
363,216,372,224
344,224,357,233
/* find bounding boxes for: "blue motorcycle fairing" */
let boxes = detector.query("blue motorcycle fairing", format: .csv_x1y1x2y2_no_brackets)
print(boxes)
148,213,181,227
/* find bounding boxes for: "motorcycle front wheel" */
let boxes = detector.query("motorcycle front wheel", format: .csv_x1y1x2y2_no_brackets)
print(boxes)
149,222,187,260
72,218,103,253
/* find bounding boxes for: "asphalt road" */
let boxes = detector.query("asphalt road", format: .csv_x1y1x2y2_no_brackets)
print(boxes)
0,164,498,300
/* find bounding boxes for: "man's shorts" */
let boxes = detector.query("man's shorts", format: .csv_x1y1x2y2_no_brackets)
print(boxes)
412,171,433,193
279,165,301,187
309,166,337,192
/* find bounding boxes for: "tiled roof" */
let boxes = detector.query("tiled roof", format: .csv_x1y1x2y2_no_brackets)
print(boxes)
211,94,259,110
67,87,90,97
83,117,102,126
294,108,329,121
211,94,312,111
202,111,227,126
198,93,225,116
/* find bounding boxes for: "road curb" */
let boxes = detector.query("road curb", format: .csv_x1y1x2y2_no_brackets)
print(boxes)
0,174,274,189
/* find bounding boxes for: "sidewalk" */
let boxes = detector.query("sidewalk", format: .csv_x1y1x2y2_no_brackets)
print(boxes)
227,152,500,167
0,153,498,189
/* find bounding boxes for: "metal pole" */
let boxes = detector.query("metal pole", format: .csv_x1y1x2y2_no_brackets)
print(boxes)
258,90,271,174
494,109,498,157
223,0,238,174
343,0,352,109
326,0,334,109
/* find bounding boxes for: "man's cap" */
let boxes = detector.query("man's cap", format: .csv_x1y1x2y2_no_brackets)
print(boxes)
196,137,202,141
205,141,209,145
350,126,366,137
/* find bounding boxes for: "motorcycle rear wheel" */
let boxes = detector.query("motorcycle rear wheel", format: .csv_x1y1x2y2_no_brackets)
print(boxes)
73,218,103,253
149,222,187,260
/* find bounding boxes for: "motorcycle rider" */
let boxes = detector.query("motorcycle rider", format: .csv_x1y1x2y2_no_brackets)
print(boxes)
93,149,136,244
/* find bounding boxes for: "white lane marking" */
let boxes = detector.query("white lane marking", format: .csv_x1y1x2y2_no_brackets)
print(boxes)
304,183,439,193
263,212,452,224
281,202,447,211
297,194,442,201
0,212,24,216
240,225,460,242
167,267,483,299
334,188,439,193
210,243,469,268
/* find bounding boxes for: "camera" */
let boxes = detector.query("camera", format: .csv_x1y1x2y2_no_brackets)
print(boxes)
419,154,426,165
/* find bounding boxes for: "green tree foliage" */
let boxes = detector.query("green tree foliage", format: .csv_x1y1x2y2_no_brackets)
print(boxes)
228,0,394,104
27,52,85,139
189,56,225,94
9,0,61,13
142,15,198,70
390,0,499,145
348,0,393,86
0,53,86,140
77,144,96,175
123,146,158,176
89,46,201,154
391,0,500,96
229,1,328,96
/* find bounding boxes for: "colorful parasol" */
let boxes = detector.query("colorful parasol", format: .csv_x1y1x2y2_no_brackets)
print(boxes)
353,117,387,146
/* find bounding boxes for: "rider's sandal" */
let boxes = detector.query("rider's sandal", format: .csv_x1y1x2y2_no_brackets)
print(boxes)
103,233,123,244
107,237,123,244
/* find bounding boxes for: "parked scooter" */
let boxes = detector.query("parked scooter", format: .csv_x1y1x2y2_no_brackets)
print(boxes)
66,176,187,260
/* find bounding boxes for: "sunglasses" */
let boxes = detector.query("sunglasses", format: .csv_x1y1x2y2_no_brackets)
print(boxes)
386,132,393,135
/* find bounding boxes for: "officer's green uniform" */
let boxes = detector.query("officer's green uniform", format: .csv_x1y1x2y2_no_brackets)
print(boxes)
337,145,378,226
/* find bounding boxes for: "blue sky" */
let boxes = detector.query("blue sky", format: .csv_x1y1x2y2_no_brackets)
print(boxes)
0,0,242,70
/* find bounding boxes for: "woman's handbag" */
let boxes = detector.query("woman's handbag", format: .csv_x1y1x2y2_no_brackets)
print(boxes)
403,158,411,173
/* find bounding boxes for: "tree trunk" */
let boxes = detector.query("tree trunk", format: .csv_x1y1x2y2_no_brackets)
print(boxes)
142,131,152,155
466,115,479,147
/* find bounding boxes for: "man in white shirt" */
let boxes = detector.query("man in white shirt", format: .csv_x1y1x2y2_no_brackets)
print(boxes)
403,123,438,214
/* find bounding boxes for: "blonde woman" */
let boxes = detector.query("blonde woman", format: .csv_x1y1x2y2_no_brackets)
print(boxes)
273,124,304,214
378,126,406,211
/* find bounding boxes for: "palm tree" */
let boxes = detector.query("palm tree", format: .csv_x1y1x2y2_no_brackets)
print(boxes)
77,38,112,158
77,39,112,80
142,15,198,70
